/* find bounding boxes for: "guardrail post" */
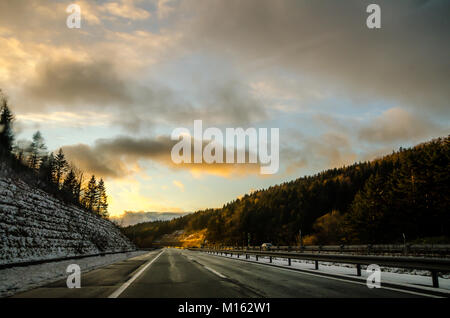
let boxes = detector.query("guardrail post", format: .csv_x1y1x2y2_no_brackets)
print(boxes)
288,258,291,266
230,253,233,257
432,271,439,288
356,264,361,276
256,255,259,261
269,256,272,263
315,260,319,270
237,253,239,258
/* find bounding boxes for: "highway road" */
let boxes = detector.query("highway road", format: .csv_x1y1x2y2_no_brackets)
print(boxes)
13,248,440,298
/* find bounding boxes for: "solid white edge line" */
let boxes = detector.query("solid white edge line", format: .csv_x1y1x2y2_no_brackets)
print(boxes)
201,252,443,298
203,265,227,279
108,249,165,298
182,250,227,279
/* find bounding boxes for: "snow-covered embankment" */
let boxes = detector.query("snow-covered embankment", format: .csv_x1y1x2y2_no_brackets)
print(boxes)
0,177,135,266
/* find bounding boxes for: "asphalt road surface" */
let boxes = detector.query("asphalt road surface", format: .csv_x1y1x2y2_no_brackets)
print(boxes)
13,248,439,298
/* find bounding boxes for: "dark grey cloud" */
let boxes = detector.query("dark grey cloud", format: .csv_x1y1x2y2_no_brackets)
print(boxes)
25,59,132,106
62,134,261,179
21,58,266,131
62,136,174,178
62,143,123,178
279,130,357,178
357,107,448,144
178,0,450,115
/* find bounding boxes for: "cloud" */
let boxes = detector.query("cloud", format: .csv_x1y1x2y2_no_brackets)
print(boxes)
156,0,177,19
62,143,125,178
177,0,450,115
62,136,173,178
2,0,448,187
2,0,449,126
173,180,184,192
61,135,262,179
0,1,267,132
280,132,358,176
16,111,113,128
100,0,151,20
24,58,132,107
110,211,190,227
358,107,447,143
16,56,266,132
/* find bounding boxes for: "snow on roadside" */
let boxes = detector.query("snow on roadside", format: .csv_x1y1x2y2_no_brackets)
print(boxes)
222,253,450,291
0,250,148,298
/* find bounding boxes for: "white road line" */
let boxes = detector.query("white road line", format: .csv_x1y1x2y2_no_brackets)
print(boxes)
108,249,165,298
183,251,227,279
204,252,442,298
203,265,227,279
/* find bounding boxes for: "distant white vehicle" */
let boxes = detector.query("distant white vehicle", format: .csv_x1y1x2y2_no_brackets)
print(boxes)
261,243,273,250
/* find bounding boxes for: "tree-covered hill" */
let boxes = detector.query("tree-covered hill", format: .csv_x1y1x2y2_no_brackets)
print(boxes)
123,136,450,247
0,90,110,218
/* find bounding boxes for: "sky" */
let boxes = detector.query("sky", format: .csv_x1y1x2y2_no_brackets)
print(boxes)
0,0,449,217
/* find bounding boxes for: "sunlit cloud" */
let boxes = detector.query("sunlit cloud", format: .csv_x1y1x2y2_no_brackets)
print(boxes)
16,111,113,128
100,0,151,20
173,180,184,192
61,135,266,180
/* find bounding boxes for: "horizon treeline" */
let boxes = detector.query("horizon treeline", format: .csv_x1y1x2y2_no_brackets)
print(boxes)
0,90,109,218
124,136,449,247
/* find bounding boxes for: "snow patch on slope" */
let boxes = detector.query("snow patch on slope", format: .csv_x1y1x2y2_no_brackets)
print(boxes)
0,177,135,265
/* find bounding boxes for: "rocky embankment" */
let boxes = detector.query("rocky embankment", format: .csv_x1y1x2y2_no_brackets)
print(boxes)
0,177,135,265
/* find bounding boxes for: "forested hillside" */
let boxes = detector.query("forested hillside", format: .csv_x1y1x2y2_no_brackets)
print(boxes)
124,136,449,247
0,91,109,218
0,90,135,264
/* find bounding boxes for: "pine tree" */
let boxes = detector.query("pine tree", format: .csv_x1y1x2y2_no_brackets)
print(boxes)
27,131,47,170
39,153,55,183
0,94,14,156
83,175,99,212
73,168,84,205
54,148,68,187
62,169,77,202
96,179,109,218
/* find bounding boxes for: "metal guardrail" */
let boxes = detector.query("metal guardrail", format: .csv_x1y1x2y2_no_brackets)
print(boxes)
0,249,138,270
206,244,450,256
195,248,450,288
